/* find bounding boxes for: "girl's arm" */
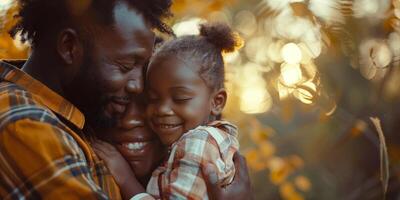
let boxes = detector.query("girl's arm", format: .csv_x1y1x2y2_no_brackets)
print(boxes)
92,140,146,200
160,130,235,199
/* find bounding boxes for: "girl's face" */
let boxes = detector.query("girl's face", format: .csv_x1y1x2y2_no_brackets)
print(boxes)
98,98,165,184
146,56,213,146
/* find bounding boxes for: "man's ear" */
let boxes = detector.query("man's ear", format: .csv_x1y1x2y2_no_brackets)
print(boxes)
211,88,227,116
57,28,83,65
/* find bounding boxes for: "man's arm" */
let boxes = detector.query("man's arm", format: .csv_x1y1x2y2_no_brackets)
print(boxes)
0,118,109,199
203,152,254,200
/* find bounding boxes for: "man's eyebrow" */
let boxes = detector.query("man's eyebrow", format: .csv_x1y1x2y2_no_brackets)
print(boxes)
118,48,148,61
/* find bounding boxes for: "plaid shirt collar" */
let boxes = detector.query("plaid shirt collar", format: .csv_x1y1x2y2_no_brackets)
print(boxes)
0,60,85,129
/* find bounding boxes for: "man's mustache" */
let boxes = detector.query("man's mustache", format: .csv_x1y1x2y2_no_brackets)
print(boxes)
109,96,132,103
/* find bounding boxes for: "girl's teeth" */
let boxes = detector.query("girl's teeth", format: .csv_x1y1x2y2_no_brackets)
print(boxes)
160,124,178,129
123,142,146,150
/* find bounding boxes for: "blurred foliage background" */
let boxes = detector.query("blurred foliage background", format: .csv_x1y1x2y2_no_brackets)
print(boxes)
2,0,400,199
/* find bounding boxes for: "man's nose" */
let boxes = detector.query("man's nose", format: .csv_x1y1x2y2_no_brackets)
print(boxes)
125,78,143,94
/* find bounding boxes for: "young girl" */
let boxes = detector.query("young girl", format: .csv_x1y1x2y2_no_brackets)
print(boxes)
95,22,243,200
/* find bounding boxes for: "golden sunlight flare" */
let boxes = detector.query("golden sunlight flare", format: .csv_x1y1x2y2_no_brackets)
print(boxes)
308,0,344,25
234,10,257,36
359,39,393,79
293,81,317,104
245,36,270,64
172,17,206,36
239,63,273,114
280,63,303,86
0,0,12,10
240,87,273,114
281,42,302,64
278,81,293,100
353,0,391,19
12,31,28,50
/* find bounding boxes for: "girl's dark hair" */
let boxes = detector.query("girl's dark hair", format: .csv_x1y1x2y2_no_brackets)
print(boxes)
151,22,243,90
9,0,174,46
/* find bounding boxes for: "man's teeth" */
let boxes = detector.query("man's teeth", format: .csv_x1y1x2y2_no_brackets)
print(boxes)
128,120,144,126
123,142,147,150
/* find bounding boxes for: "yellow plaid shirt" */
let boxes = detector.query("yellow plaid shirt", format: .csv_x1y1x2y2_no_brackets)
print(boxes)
0,61,121,200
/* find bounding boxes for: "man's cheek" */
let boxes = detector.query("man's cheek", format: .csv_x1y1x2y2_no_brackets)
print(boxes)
97,66,126,91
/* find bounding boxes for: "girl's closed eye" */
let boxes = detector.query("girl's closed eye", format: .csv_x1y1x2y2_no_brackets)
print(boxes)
173,96,193,103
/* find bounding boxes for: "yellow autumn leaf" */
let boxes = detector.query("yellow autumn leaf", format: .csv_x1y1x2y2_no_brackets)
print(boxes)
288,155,304,169
294,175,311,192
269,157,292,184
244,149,267,171
250,129,267,144
259,141,276,159
280,182,305,200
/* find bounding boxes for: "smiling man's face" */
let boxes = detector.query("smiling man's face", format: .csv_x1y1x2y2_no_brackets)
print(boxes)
66,1,154,129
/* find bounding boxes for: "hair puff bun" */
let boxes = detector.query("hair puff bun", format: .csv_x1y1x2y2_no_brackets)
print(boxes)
199,22,243,53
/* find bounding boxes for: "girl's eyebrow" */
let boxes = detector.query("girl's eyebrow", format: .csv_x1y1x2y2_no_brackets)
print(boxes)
169,86,196,93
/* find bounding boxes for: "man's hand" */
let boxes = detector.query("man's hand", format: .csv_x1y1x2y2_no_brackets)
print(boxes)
203,152,253,200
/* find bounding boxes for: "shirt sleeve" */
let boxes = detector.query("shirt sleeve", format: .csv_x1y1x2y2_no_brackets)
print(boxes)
0,118,109,199
162,129,225,200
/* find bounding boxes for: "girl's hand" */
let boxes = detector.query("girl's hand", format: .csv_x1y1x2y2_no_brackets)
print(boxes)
92,139,145,200
92,139,132,183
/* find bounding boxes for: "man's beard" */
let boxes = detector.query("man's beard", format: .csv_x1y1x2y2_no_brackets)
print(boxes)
85,95,118,130
65,53,118,131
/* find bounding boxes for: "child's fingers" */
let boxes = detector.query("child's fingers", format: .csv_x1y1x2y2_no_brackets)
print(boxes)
92,140,124,161
92,141,105,152
92,139,117,152
92,145,107,159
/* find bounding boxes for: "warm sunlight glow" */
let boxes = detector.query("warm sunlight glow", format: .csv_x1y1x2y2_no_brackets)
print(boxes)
234,10,257,36
280,63,303,86
277,81,293,99
12,32,28,50
240,87,273,114
309,0,345,25
223,51,240,64
353,0,379,17
0,0,12,10
372,42,392,68
281,43,302,64
239,63,273,114
267,40,284,63
293,81,317,104
245,37,270,64
172,18,206,36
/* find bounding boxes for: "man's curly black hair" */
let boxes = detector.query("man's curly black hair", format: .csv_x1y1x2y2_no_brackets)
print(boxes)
9,0,174,46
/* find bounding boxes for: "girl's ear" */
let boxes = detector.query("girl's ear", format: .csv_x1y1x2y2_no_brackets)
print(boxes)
211,88,227,116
